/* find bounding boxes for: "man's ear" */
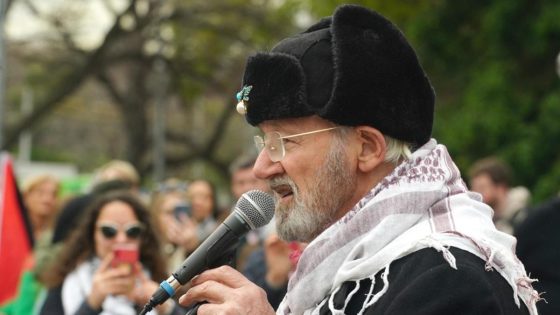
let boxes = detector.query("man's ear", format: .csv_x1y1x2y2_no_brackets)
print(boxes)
354,126,387,172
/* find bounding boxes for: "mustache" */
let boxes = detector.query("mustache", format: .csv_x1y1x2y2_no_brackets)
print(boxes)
268,176,295,190
268,176,299,203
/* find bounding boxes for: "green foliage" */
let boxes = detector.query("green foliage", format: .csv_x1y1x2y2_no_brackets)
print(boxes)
409,0,560,202
304,0,560,202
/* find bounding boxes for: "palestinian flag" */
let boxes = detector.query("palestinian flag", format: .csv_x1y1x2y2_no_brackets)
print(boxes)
0,153,34,304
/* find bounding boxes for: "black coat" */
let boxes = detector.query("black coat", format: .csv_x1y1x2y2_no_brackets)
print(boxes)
515,197,560,315
318,247,531,315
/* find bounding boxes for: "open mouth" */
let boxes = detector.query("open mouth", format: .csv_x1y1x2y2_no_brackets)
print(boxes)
271,184,294,201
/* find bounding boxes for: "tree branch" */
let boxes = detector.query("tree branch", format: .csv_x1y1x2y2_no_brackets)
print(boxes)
95,70,126,109
201,96,236,157
165,130,201,151
2,0,139,150
3,0,14,14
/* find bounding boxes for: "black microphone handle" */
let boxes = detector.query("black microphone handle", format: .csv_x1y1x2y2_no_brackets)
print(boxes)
173,210,251,284
139,212,250,313
139,190,274,314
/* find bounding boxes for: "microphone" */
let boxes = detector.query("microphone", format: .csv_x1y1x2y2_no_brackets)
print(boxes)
139,190,275,314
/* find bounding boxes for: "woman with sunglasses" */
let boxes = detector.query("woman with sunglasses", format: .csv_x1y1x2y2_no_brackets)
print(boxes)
41,191,185,315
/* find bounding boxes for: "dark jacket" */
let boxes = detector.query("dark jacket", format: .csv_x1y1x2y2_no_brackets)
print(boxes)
243,248,287,310
318,247,530,315
515,196,560,315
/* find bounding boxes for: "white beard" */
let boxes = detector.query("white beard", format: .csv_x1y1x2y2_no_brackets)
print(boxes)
271,137,357,242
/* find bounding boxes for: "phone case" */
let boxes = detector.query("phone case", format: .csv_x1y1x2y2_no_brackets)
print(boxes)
111,244,139,273
174,203,192,220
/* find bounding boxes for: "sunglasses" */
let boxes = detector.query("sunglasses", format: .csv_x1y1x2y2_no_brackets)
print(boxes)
97,222,145,240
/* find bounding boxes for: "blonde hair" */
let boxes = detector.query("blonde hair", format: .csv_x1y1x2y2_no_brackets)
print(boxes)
22,174,60,195
94,160,140,187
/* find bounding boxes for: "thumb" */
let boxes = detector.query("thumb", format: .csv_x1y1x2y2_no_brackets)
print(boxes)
98,252,115,272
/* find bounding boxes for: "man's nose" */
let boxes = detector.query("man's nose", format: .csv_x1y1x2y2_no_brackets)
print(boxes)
253,149,283,180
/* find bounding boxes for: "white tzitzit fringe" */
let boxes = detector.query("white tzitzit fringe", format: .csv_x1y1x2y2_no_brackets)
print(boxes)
358,265,391,315
327,279,360,315
418,236,457,270
357,275,376,315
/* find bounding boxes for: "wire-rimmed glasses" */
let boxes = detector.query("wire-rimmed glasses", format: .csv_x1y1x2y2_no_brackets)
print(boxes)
254,127,338,162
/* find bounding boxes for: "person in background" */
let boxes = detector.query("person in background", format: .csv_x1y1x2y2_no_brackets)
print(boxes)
53,159,141,246
90,160,140,192
22,174,61,243
468,156,531,234
177,4,538,314
515,194,560,315
41,192,185,315
229,154,271,270
242,224,302,310
185,179,219,251
230,154,270,201
228,154,295,309
0,174,60,315
36,160,141,315
150,178,197,272
36,179,138,315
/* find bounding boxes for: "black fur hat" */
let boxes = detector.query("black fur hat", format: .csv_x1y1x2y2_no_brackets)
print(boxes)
237,4,435,145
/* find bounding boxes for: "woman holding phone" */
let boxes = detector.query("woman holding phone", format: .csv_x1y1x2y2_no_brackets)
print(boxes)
150,179,199,272
42,192,185,315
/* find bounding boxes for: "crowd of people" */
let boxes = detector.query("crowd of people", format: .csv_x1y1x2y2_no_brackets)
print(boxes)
1,3,558,315
0,155,295,315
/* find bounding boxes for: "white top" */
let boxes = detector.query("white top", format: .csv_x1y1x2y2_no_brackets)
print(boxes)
62,257,157,315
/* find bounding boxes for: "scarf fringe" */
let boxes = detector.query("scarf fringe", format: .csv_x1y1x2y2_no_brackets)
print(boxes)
516,275,543,314
360,265,390,313
485,249,496,271
327,279,361,315
324,264,392,315
419,236,457,269
356,275,376,315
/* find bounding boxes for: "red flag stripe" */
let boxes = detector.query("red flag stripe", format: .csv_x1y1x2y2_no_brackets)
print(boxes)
0,154,34,304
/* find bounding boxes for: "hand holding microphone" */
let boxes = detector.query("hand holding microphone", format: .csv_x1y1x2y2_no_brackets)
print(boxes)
179,264,277,315
139,190,275,314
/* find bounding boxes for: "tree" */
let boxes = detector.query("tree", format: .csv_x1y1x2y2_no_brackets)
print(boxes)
2,0,300,187
408,0,560,201
303,0,560,202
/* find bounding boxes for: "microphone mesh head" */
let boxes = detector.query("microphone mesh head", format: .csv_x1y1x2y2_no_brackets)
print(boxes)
235,190,275,229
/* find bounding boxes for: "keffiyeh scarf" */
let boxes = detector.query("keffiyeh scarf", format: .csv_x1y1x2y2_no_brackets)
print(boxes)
277,139,539,315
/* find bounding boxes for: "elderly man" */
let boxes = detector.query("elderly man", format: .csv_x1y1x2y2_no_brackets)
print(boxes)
178,4,538,315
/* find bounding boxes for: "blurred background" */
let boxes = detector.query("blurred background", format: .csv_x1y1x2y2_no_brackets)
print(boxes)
0,0,559,204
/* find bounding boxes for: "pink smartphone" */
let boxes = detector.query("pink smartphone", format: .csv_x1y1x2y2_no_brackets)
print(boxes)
111,244,139,273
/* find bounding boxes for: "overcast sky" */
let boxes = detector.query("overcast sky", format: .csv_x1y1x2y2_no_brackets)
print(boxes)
5,0,127,49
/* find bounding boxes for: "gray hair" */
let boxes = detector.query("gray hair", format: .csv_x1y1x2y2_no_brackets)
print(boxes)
332,127,412,165
384,136,412,165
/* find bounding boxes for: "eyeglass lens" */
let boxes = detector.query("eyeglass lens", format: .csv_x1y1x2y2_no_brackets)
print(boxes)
265,132,284,162
254,132,285,162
